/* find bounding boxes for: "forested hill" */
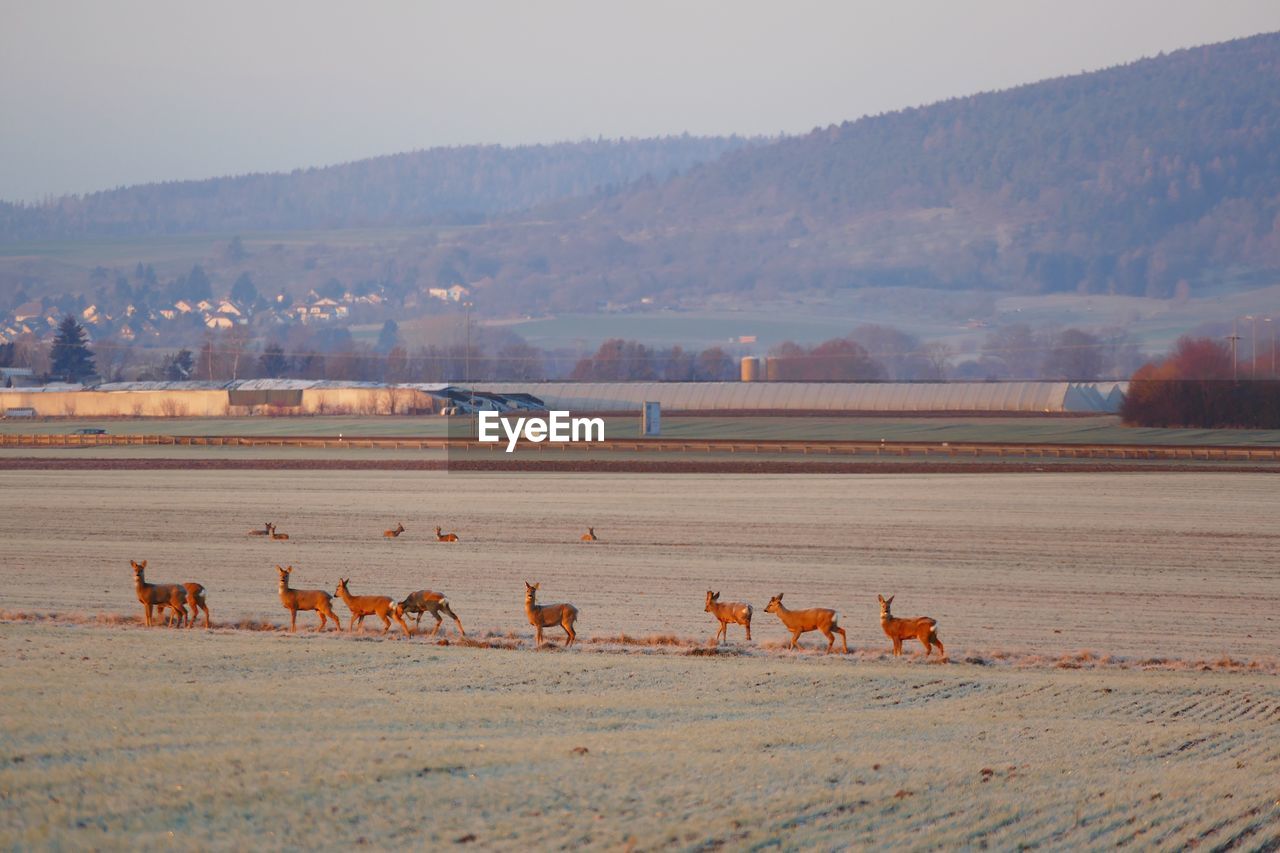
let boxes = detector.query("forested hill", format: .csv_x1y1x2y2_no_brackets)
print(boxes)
506,31,1280,307
0,135,751,240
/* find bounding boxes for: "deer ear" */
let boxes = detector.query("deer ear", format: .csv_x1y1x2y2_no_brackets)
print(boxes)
878,595,884,604
139,560,147,569
777,592,783,600
886,595,894,605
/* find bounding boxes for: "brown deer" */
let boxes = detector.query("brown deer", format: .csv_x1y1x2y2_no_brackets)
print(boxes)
764,593,848,653
704,591,752,643
335,578,409,635
878,595,944,658
270,524,290,541
580,527,597,542
524,581,578,647
434,526,459,542
395,590,465,638
276,565,341,632
383,522,405,539
131,560,188,628
169,582,211,629
248,522,273,536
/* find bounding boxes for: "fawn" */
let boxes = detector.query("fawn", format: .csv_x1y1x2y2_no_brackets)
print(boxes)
395,590,465,638
764,593,848,653
335,578,410,635
270,524,290,541
435,526,459,542
524,581,578,647
580,527,597,542
383,522,405,539
276,565,341,632
248,522,272,536
704,591,752,643
131,560,188,628
878,595,944,658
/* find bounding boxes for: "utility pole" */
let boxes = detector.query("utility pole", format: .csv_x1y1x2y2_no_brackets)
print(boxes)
463,301,472,385
1246,315,1257,378
1228,317,1240,382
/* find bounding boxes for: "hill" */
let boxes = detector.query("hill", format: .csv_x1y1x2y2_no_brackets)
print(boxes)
0,136,751,240
479,31,1280,309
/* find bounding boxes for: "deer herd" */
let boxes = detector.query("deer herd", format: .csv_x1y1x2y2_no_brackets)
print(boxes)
130,523,945,658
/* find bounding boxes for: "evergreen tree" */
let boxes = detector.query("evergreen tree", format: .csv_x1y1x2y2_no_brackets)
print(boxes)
164,348,194,380
376,320,400,354
50,316,96,382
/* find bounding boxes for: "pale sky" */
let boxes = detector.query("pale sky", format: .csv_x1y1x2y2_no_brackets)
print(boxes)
3,0,1279,202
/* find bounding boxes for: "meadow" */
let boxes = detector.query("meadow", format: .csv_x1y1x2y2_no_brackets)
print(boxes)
1,470,1278,848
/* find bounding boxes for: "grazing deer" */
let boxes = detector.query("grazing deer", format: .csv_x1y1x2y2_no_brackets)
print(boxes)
434,526,459,542
395,590,465,638
131,560,188,628
580,527,597,542
249,522,273,536
276,565,341,632
335,578,410,636
704,591,752,643
524,581,578,647
383,522,405,539
878,595,944,658
764,593,848,653
270,524,290,541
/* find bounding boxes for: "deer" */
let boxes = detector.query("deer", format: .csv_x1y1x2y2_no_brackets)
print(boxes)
276,565,341,632
704,591,752,643
383,522,405,539
169,582,211,629
270,524,290,541
131,560,188,628
764,593,848,653
335,578,409,636
434,526,459,542
394,590,465,638
248,521,273,536
878,595,944,658
580,527,597,542
524,581,578,647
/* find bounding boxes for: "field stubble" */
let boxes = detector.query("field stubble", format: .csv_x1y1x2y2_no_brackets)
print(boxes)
2,471,1279,848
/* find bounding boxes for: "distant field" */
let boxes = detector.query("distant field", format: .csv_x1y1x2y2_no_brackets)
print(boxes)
5,414,1280,447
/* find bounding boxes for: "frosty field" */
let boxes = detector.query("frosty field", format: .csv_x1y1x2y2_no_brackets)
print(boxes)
1,470,1279,848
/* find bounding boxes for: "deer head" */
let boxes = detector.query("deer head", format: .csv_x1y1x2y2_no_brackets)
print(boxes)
765,593,784,613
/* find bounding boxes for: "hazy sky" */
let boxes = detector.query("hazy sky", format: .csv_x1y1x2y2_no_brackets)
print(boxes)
3,0,1279,202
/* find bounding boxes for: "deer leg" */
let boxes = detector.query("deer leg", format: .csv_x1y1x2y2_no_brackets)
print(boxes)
744,619,751,642
835,626,848,654
790,629,802,650
893,638,903,656
563,620,575,647
144,603,153,627
534,625,543,646
380,613,391,634
201,604,211,629
453,616,465,637
290,609,298,632
821,627,835,653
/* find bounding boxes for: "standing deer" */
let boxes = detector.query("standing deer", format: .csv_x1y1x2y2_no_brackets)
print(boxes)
580,527,597,542
434,526,459,542
764,593,848,653
131,560,188,628
335,578,409,635
704,590,752,643
174,582,211,629
270,525,290,541
524,581,578,647
383,522,405,539
248,522,273,536
276,565,341,632
878,595,944,658
395,590,465,637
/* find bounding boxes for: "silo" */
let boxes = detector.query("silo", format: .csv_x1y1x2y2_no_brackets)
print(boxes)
740,356,761,382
